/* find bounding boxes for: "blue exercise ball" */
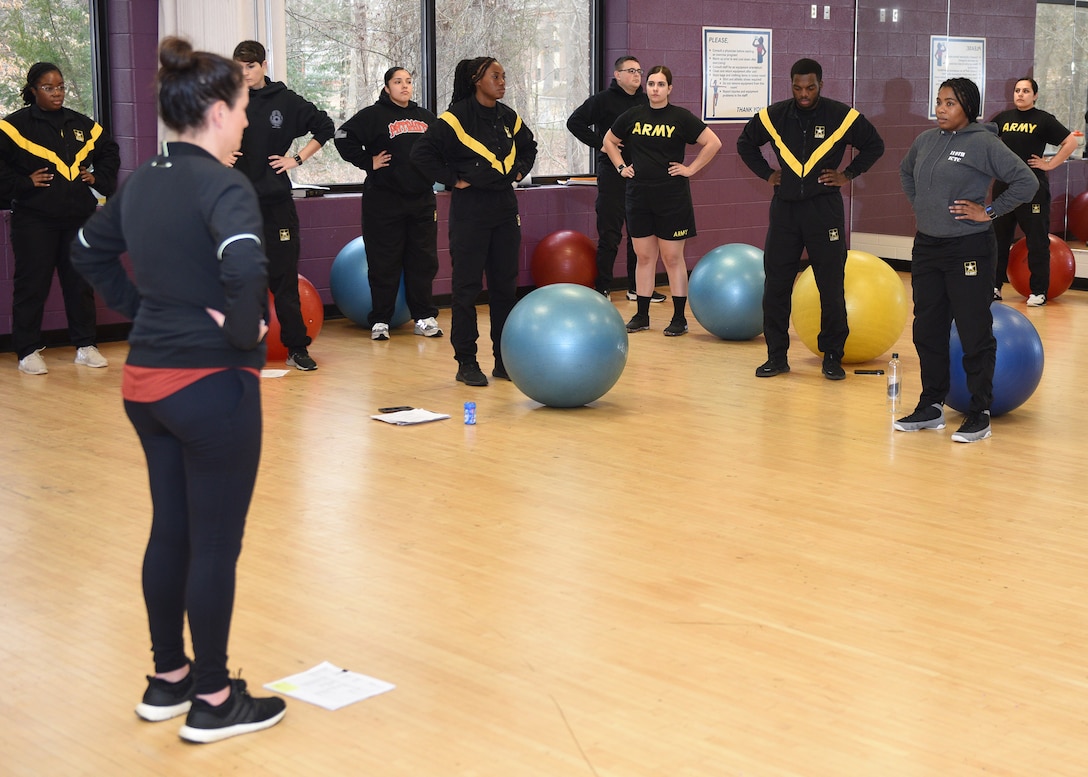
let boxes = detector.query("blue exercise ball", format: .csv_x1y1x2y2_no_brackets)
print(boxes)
947,303,1043,417
329,237,411,329
688,243,765,340
501,284,629,407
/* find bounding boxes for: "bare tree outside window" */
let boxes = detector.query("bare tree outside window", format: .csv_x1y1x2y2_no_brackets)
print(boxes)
0,0,94,118
284,0,592,185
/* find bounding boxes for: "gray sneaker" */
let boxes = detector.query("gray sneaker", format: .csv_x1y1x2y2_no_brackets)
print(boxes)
951,410,991,443
893,403,946,432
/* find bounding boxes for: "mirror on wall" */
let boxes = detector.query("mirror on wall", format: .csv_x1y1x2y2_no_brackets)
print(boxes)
1033,0,1088,242
848,1,1086,250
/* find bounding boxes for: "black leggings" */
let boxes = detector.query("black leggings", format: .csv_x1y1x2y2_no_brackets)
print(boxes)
125,369,262,695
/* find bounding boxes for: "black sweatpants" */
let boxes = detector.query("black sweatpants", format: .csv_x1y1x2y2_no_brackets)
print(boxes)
909,230,997,413
11,212,97,358
260,197,310,350
594,164,637,292
762,194,849,361
448,187,520,365
992,179,1051,295
125,369,262,695
361,188,439,324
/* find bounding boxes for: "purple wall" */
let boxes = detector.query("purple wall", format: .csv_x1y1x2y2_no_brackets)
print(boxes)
0,0,1046,340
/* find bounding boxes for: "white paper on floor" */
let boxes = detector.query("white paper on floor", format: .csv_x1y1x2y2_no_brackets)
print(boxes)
264,661,395,710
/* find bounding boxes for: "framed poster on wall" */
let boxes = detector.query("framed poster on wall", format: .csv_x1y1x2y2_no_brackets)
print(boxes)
702,27,772,122
929,36,987,120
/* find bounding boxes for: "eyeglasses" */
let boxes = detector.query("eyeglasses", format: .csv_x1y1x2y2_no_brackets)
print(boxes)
619,68,643,75
36,84,67,94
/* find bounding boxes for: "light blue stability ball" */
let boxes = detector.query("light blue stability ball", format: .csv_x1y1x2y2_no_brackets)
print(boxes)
688,243,765,341
501,283,629,407
329,236,411,328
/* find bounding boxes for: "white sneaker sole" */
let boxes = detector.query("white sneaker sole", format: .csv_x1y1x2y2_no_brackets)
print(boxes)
951,428,992,443
178,708,286,743
136,700,192,722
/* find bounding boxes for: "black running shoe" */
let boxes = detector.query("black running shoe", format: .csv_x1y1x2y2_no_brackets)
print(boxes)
663,319,688,337
287,349,318,371
755,358,790,378
822,353,845,380
626,290,667,302
893,403,946,432
951,410,991,443
492,361,511,380
625,314,650,333
179,678,286,744
456,361,488,386
135,667,195,722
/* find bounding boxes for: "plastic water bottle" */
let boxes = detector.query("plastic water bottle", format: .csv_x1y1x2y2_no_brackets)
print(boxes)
887,352,901,413
464,401,476,425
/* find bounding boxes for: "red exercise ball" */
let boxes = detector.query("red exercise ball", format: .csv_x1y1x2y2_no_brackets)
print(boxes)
266,274,325,362
1067,190,1088,243
530,229,597,288
1007,234,1076,300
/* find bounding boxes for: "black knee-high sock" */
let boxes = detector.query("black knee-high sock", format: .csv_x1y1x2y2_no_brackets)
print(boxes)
672,295,687,322
637,296,651,318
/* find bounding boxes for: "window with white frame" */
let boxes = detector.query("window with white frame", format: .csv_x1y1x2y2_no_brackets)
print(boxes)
284,0,593,186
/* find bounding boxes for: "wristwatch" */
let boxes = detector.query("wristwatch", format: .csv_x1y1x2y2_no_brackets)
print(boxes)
984,204,996,220
293,154,303,166
617,164,626,172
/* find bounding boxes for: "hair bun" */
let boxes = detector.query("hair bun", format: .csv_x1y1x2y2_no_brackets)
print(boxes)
159,36,195,71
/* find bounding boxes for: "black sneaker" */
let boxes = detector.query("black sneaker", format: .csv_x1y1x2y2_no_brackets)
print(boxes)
951,410,992,443
893,403,945,432
135,668,195,722
625,314,650,333
492,361,511,380
663,319,688,337
822,354,846,381
287,349,318,371
755,358,789,378
178,678,286,744
625,290,667,302
456,361,488,386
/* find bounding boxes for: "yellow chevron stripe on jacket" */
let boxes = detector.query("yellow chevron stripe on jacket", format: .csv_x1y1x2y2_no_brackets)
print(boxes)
439,111,521,175
0,119,104,181
757,108,860,178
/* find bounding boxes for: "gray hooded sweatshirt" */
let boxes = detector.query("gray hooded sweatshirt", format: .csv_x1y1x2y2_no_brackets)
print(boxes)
899,122,1037,239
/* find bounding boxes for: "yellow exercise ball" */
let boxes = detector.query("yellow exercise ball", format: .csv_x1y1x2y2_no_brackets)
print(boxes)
791,249,909,364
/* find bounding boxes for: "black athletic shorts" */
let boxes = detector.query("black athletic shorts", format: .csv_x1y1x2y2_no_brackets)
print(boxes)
625,177,697,241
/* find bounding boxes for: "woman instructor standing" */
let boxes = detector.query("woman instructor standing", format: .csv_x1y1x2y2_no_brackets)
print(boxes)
602,65,720,336
72,38,286,743
0,62,120,374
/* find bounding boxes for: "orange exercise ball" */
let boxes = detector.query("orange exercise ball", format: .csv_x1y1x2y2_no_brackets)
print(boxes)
1007,234,1076,300
530,230,597,288
266,274,325,362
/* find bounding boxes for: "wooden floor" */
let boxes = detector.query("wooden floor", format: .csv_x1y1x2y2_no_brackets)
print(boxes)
4,278,1088,776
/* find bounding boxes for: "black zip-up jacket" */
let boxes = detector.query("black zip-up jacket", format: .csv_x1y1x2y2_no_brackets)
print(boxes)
334,91,437,196
566,79,648,166
410,97,536,192
736,96,884,201
72,142,268,369
235,78,335,203
0,104,120,221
